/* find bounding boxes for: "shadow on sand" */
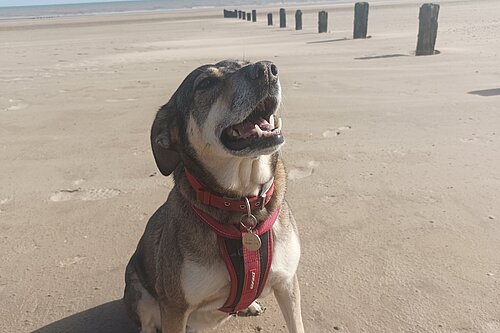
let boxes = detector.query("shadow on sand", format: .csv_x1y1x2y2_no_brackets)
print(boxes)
307,38,348,44
468,88,500,97
354,54,408,60
32,300,139,333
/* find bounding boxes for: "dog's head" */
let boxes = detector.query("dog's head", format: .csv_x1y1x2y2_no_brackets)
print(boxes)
151,59,284,177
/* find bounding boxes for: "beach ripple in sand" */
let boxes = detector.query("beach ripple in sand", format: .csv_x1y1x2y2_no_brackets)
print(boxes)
50,188,121,202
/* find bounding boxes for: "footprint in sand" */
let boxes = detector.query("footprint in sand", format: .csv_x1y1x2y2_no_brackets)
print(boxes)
0,197,11,205
482,321,500,333
288,161,319,180
460,137,479,143
58,255,86,268
0,197,12,213
50,188,121,202
3,98,28,111
6,103,29,111
322,125,351,138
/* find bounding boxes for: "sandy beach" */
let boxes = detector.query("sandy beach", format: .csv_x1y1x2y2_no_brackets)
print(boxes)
1,0,500,332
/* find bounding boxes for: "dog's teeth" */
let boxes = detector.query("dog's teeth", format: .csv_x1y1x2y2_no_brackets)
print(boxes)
254,124,263,138
230,128,238,137
269,115,275,128
276,118,282,131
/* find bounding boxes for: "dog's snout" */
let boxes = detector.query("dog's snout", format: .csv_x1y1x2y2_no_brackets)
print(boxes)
247,61,279,81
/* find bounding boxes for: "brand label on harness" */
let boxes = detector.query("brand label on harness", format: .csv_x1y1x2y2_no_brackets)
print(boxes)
249,270,256,290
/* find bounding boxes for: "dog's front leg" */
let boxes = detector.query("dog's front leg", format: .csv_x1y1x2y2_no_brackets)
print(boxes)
159,304,189,333
273,274,305,333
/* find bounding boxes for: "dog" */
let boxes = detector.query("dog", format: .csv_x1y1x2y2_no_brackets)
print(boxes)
123,59,304,333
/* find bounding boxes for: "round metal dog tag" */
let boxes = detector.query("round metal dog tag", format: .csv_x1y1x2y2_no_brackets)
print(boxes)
242,232,261,251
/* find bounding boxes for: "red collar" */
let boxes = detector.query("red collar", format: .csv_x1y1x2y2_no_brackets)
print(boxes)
184,169,275,212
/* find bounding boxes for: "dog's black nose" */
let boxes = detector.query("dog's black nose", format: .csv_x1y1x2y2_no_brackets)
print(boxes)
247,61,278,80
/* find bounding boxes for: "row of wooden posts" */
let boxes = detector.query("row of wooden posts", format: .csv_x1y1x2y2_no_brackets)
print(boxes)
223,8,338,35
223,2,440,56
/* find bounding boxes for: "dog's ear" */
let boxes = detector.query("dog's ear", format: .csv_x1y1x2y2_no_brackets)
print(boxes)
151,104,181,176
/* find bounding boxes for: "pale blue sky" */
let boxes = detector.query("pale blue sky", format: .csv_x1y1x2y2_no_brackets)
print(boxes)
0,0,133,7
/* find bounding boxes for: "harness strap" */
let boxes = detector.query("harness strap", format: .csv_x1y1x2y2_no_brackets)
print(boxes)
190,205,280,238
190,205,280,314
218,230,273,313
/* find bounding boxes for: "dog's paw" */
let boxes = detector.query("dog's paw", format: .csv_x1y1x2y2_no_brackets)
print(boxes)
237,301,265,317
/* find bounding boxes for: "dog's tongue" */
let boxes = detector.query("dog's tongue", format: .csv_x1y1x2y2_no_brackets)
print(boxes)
233,117,272,138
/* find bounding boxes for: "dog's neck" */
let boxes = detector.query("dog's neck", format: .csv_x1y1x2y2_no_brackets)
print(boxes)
199,154,274,197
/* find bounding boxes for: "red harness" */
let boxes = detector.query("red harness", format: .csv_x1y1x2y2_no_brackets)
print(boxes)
185,170,278,313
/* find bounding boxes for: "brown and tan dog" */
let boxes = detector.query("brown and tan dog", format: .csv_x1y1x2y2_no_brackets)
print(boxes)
123,60,304,333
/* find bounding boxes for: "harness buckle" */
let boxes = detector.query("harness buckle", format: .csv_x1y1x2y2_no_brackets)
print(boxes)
258,177,274,209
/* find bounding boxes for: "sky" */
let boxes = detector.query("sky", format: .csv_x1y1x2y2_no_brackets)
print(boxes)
0,0,133,7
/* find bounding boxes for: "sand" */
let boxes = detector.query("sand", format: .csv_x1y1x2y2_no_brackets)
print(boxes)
1,0,499,332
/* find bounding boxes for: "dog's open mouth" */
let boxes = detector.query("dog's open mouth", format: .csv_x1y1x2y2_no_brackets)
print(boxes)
221,97,284,151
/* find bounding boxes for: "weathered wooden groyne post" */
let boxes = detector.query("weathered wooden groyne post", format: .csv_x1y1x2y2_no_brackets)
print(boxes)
268,13,273,26
280,8,286,28
247,12,251,21
295,10,302,30
242,11,246,20
318,11,328,33
252,10,257,22
416,3,440,55
353,2,369,38
223,9,237,18
234,9,237,18
238,10,242,19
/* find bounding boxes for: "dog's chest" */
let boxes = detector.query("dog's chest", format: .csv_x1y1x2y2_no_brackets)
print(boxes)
181,257,230,311
180,220,301,310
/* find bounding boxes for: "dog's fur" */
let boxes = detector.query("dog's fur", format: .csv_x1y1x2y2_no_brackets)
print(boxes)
123,60,304,333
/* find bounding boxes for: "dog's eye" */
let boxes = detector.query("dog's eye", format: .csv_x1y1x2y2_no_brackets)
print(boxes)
196,77,217,91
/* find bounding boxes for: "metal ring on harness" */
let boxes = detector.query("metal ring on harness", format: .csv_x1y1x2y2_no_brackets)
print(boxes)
240,214,257,230
240,197,257,230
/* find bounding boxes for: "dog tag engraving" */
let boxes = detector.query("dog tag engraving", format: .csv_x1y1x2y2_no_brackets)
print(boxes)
242,232,261,251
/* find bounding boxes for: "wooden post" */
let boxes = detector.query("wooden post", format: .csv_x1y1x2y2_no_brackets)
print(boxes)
353,2,369,39
247,13,251,21
280,8,286,28
416,3,440,55
238,10,242,19
318,11,328,33
295,10,302,30
223,9,237,18
268,13,273,26
252,10,257,22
